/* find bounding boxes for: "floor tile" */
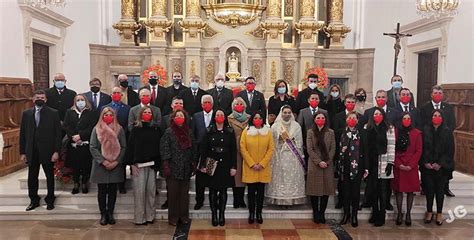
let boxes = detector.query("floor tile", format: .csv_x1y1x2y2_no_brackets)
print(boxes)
259,219,295,229
296,229,337,240
188,229,226,240
225,229,263,240
261,229,300,240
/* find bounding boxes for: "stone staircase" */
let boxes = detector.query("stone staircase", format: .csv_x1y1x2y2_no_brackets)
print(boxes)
0,169,473,222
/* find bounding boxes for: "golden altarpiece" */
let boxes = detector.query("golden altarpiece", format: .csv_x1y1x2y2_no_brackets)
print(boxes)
91,0,374,97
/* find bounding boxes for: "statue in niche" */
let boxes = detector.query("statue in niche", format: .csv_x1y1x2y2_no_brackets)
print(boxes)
226,52,241,81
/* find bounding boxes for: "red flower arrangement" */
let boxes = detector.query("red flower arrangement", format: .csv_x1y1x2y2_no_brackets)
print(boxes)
54,159,73,184
142,64,168,87
304,66,329,91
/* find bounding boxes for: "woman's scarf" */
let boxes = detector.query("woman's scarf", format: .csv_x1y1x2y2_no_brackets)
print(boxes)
95,121,120,161
170,121,192,149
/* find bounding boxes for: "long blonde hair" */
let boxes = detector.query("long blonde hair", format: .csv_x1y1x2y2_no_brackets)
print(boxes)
96,107,121,134
71,94,92,111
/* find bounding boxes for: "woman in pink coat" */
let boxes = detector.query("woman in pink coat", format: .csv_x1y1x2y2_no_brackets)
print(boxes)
391,112,422,226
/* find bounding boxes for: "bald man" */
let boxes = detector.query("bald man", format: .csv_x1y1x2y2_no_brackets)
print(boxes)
45,73,77,121
207,74,234,116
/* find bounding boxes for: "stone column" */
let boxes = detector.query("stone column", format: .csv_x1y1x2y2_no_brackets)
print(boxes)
112,0,141,46
145,0,172,47
324,0,351,49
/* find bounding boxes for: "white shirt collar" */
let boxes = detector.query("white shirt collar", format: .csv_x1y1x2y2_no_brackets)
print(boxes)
140,103,149,108
35,106,42,112
400,102,410,109
204,110,213,116
432,100,441,108
310,107,318,112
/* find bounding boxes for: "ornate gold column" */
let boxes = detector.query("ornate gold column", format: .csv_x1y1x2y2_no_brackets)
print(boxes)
145,0,172,46
324,0,351,49
113,0,141,46
261,0,287,43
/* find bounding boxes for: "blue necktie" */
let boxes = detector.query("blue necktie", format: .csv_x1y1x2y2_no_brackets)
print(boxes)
35,108,40,127
93,93,98,108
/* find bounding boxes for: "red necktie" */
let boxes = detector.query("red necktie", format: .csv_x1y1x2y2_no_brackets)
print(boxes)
151,87,156,103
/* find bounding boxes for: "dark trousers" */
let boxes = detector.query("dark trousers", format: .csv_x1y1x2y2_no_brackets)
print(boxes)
342,177,362,214
195,172,206,205
372,179,389,215
97,183,117,214
247,182,265,214
28,148,55,204
310,196,329,214
167,179,190,224
424,170,447,213
232,187,246,205
209,188,228,213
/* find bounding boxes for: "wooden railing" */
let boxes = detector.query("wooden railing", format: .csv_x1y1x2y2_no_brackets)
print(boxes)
0,77,33,176
443,83,474,175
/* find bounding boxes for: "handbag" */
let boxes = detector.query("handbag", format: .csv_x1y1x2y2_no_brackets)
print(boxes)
205,157,218,176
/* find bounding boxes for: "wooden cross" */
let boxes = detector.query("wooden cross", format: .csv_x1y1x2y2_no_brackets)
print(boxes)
383,23,412,75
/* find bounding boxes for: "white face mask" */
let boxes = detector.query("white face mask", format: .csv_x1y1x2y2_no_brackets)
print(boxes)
330,91,339,98
216,80,224,88
308,83,317,90
76,100,86,110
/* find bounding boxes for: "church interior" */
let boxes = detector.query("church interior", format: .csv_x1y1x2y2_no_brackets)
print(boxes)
0,0,473,239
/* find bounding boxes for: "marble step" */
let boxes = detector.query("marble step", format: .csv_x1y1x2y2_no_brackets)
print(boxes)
0,204,473,221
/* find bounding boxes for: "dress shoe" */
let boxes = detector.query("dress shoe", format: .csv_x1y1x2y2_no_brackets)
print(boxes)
351,214,358,227
100,213,108,225
161,201,168,209
135,222,147,226
46,203,55,210
25,203,40,211
405,213,412,226
147,220,155,224
256,212,263,224
445,189,455,197
71,183,80,195
396,212,403,226
436,213,443,226
107,212,116,225
248,213,255,224
82,184,89,194
424,212,433,224
168,221,177,226
119,188,127,194
386,203,394,211
194,203,203,210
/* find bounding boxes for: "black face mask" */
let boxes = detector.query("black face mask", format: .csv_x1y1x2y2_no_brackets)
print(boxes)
148,78,158,86
90,86,100,93
173,79,182,85
35,99,45,107
120,81,129,88
356,95,366,102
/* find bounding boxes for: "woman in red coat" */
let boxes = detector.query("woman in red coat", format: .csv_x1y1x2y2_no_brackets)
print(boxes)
391,112,422,226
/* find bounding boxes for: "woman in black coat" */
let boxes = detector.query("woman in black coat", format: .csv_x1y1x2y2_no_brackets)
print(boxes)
421,109,454,226
63,94,98,194
199,108,237,227
325,84,345,124
267,80,296,125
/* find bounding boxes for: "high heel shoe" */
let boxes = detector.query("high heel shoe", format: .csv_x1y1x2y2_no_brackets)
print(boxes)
405,212,412,226
424,212,433,224
396,212,403,226
71,182,80,195
436,213,443,226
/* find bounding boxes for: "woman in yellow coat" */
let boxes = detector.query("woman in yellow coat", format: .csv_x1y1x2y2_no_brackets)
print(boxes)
240,111,274,225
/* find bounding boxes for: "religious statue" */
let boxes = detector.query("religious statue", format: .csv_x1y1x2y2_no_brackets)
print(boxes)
226,52,241,81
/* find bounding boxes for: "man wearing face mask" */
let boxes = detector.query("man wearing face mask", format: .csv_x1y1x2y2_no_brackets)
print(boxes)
117,74,140,107
191,95,215,210
84,78,112,111
295,74,325,115
102,87,131,132
20,90,62,211
45,73,77,122
395,88,422,130
362,89,401,127
207,74,233,116
420,85,456,197
128,88,162,132
178,75,207,115
146,71,167,112
236,76,267,117
164,71,188,115
386,75,415,108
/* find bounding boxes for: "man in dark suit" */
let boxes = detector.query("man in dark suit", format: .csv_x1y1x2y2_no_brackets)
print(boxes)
236,76,267,118
295,74,325,114
395,88,422,130
20,90,62,211
118,74,140,107
362,89,401,127
163,71,188,115
161,96,185,131
102,87,131,132
128,88,162,131
84,78,111,111
44,73,77,122
420,85,456,197
386,75,415,108
145,71,167,113
191,95,214,210
179,75,207,116
207,73,233,116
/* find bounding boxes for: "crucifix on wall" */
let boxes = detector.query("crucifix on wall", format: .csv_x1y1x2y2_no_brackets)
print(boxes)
383,23,412,75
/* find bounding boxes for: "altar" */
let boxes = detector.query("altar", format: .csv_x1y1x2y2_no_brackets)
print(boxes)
90,0,374,98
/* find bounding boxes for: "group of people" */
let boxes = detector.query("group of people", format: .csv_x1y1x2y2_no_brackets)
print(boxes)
19,71,455,228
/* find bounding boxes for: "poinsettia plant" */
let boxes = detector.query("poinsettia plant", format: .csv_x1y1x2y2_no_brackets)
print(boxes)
142,64,168,87
303,66,329,91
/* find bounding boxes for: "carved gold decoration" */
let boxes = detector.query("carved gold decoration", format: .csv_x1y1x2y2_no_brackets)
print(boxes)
323,63,353,69
267,0,282,18
144,19,173,38
203,25,219,38
252,60,262,82
300,0,315,17
173,60,182,73
174,0,183,15
206,60,215,83
270,61,277,84
247,25,265,39
111,60,142,66
328,0,344,22
151,0,167,17
179,20,207,38
112,21,142,42
284,61,293,84
190,60,196,76
284,0,293,17
326,0,351,48
295,21,325,40
121,0,135,19
186,0,200,17
202,3,266,28
261,21,288,40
